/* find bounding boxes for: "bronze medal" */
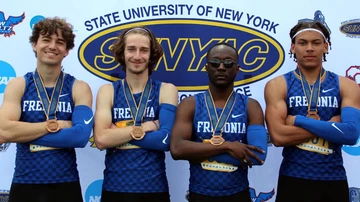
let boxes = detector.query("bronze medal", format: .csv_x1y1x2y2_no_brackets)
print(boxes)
209,135,225,146
131,126,145,140
307,111,320,120
46,119,60,133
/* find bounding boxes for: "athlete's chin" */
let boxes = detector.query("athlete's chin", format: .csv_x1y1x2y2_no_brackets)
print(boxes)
129,68,147,75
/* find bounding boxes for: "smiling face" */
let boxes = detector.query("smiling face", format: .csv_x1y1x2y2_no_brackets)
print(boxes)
123,33,151,75
206,44,239,88
32,29,69,68
291,30,329,70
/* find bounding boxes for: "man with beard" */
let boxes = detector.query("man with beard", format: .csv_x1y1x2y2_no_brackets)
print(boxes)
170,42,268,202
93,27,178,202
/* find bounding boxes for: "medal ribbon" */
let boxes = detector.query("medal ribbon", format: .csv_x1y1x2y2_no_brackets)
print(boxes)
123,79,152,126
296,68,325,113
205,90,236,136
33,69,64,120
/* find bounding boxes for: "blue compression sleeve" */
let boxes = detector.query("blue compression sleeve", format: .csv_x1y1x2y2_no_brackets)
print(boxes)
247,124,268,165
208,124,268,166
294,106,360,145
31,105,94,148
130,103,177,151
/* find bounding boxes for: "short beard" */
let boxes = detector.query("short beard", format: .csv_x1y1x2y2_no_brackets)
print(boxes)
128,67,147,75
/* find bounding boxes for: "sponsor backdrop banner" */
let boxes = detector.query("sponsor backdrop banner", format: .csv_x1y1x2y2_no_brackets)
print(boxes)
1,0,360,201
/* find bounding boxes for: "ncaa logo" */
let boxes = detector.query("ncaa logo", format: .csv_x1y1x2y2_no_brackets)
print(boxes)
30,15,45,30
0,60,16,94
85,179,103,202
78,19,284,91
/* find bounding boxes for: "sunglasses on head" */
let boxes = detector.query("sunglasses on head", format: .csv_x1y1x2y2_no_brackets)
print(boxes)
207,58,236,68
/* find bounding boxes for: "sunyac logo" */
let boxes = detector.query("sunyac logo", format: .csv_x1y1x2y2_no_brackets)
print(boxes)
340,19,360,39
78,19,284,91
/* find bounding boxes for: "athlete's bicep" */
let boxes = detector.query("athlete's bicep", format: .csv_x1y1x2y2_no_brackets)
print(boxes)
171,97,195,142
247,98,265,126
0,77,25,122
265,77,288,131
159,82,178,106
94,84,114,133
340,76,360,109
72,80,93,108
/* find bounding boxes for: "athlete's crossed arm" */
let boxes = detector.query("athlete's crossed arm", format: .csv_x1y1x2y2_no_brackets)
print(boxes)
0,77,50,143
93,84,134,150
129,83,178,151
289,76,360,145
265,76,315,147
170,96,263,168
208,98,267,166
30,80,94,148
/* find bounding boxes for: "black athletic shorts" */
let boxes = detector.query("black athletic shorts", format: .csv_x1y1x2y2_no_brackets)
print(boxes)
276,175,349,202
188,188,251,202
9,181,83,202
101,190,170,202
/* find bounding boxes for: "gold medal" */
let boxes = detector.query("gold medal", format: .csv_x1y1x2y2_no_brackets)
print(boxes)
307,111,320,120
46,119,60,133
209,135,225,146
131,126,145,140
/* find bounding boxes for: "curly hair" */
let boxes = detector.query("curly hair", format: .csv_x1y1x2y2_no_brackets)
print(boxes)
29,17,75,51
110,26,163,75
289,21,331,62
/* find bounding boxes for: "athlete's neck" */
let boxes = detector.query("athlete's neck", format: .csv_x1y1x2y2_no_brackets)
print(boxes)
36,65,62,87
297,65,323,84
125,73,149,94
209,85,234,108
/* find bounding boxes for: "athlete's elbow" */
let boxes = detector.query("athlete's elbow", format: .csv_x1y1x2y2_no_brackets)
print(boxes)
0,129,12,143
343,132,359,145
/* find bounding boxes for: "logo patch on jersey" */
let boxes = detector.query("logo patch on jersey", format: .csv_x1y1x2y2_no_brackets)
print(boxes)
201,160,238,172
78,19,284,91
0,190,9,202
249,187,275,202
0,11,25,37
340,19,360,39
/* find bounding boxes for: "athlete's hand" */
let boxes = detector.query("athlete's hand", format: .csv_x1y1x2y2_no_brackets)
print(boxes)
58,120,72,129
142,120,158,133
285,115,296,126
329,115,341,123
226,141,264,169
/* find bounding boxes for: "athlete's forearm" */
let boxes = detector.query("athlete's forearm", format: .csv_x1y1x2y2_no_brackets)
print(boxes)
30,105,94,148
294,107,360,145
130,104,177,151
0,120,48,143
268,124,315,147
171,140,232,162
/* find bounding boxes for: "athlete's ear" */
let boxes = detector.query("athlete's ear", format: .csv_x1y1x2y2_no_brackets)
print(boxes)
324,42,329,54
290,44,295,54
